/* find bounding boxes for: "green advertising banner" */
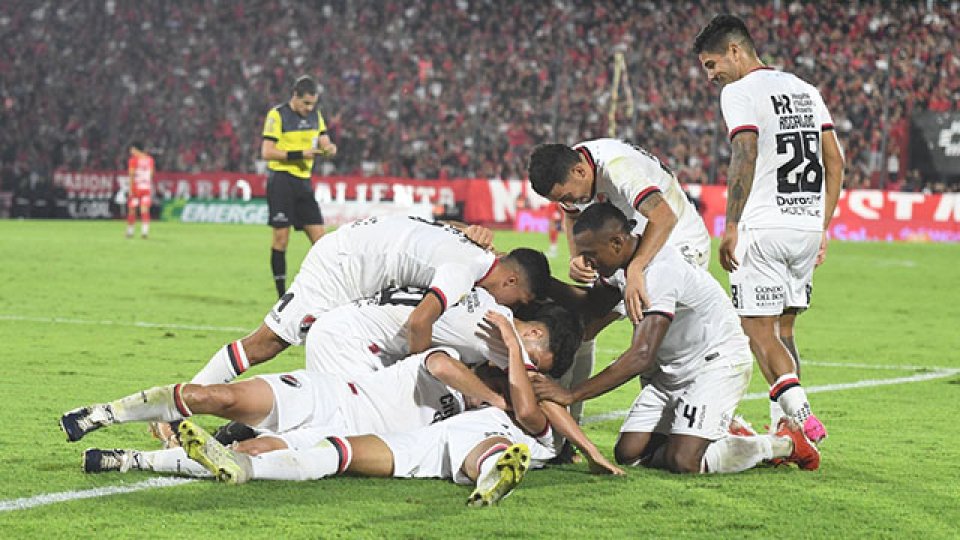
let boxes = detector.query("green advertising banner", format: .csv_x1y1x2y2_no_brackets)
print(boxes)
162,199,268,224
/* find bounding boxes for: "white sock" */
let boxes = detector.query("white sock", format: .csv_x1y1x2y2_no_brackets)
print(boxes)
139,448,212,477
474,443,509,485
701,435,774,474
769,400,785,429
141,223,149,236
109,384,191,423
770,373,813,424
191,341,248,384
250,437,351,481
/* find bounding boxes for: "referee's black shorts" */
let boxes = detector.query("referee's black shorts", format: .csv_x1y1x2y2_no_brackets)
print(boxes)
266,170,323,230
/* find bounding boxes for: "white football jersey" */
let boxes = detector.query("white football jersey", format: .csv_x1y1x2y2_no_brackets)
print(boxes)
720,67,835,231
299,215,497,311
602,245,748,385
315,286,529,371
337,347,466,435
563,138,711,263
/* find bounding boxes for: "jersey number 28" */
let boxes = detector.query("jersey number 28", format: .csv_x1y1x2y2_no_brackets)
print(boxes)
775,131,823,194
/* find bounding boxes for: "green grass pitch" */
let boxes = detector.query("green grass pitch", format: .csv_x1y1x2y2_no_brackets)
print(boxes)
0,219,958,538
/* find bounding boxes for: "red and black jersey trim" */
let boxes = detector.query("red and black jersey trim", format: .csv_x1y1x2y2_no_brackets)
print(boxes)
632,186,662,210
769,377,801,401
476,258,499,284
822,123,835,132
642,310,675,321
748,66,775,74
729,125,759,140
427,287,448,312
534,420,552,439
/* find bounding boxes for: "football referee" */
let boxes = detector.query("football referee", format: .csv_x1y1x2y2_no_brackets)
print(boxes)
261,75,337,298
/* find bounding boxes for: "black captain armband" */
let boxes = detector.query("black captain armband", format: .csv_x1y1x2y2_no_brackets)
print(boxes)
286,150,304,161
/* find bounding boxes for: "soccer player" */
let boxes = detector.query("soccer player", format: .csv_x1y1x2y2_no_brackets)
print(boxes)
693,14,844,441
546,201,563,258
528,139,711,434
532,203,821,473
126,141,154,239
262,75,337,298
189,215,549,386
174,310,623,506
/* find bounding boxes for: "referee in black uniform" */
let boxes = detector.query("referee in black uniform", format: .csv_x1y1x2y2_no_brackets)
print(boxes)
261,76,337,298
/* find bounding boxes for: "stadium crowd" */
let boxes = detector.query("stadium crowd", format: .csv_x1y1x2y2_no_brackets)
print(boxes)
1,0,958,193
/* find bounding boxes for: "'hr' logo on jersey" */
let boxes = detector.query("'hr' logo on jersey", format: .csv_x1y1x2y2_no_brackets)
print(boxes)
771,95,793,115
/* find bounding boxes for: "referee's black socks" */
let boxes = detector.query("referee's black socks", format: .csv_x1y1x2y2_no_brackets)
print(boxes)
271,249,286,298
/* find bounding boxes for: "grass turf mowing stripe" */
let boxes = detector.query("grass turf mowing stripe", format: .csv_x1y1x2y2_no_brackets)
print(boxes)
0,314,249,333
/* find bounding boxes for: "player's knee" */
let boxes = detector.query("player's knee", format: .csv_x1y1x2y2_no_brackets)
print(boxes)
613,437,644,466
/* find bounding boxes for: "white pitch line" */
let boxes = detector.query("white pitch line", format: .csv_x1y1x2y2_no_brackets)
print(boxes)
581,368,960,425
595,348,957,372
0,477,196,512
0,314,249,333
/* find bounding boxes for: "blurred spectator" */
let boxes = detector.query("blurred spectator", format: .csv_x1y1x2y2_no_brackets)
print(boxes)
0,1,957,192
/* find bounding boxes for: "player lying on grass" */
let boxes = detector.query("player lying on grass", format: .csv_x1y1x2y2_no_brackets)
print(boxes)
533,203,821,473
72,312,624,505
66,305,622,477
176,310,622,507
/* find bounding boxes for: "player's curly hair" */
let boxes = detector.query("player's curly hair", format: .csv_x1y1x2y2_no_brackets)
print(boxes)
693,14,756,55
527,303,584,379
503,248,550,300
528,143,582,197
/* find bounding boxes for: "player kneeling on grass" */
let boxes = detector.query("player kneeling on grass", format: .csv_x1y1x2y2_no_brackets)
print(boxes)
534,203,820,473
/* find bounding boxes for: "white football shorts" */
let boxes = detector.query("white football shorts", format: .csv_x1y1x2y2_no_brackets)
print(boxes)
620,343,752,440
728,228,820,316
378,407,555,485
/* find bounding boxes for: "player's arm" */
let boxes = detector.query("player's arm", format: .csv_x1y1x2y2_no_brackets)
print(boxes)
545,277,621,322
819,129,845,264
405,291,444,354
531,314,671,405
624,191,677,323
442,220,495,250
719,131,758,272
261,138,326,161
484,310,547,435
538,400,625,475
424,349,507,410
316,133,337,157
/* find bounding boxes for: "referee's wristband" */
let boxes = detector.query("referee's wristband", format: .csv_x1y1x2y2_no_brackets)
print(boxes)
286,150,304,160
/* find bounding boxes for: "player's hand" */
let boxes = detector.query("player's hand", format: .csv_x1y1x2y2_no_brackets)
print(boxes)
463,224,495,250
482,311,520,351
234,436,287,456
569,255,598,283
718,226,739,272
586,452,627,476
529,372,574,406
623,271,649,324
815,231,828,267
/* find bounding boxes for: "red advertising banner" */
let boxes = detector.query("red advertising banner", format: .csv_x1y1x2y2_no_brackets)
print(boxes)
689,185,960,242
49,169,960,241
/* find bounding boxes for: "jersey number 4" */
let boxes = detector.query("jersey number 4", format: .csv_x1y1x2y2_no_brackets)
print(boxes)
776,131,823,194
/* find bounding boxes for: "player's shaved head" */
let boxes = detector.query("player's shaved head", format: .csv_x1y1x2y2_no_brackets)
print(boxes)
693,14,756,55
572,202,632,237
528,144,582,197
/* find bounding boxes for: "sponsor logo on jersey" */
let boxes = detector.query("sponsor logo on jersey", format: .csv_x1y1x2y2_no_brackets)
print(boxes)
753,285,784,305
298,315,316,337
280,374,301,388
